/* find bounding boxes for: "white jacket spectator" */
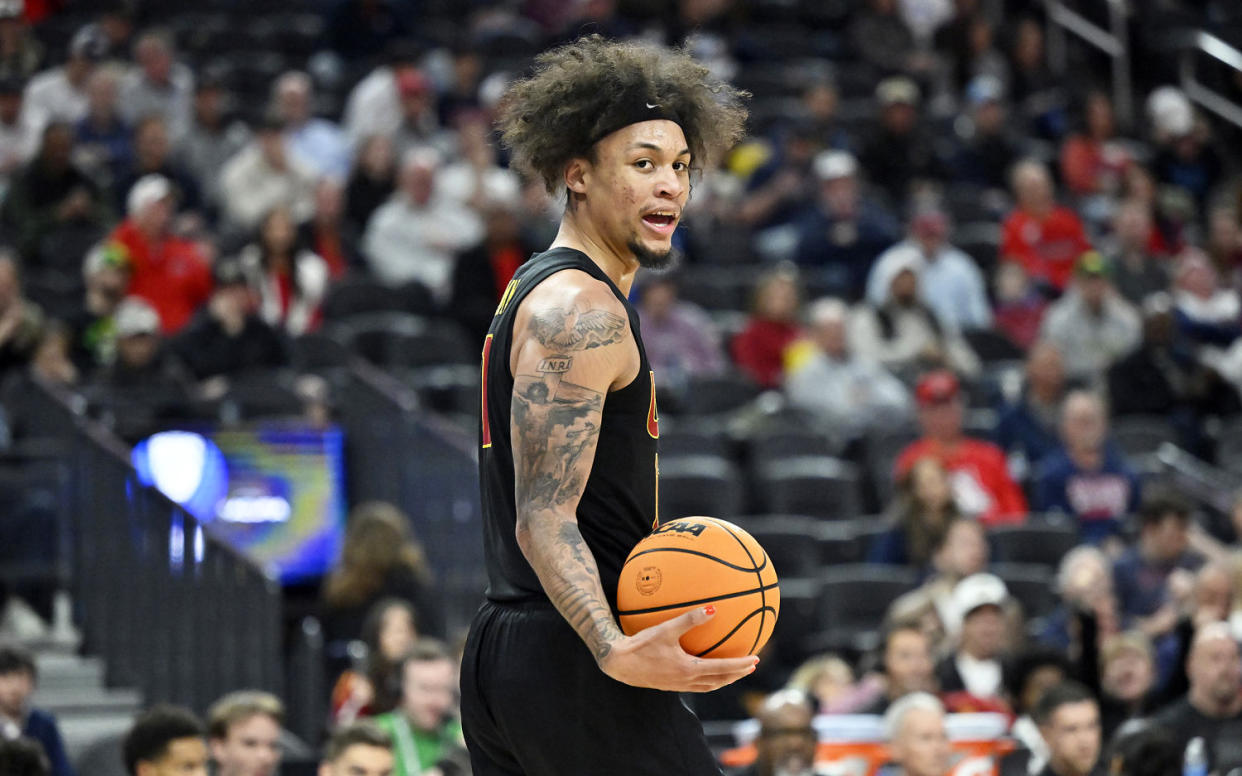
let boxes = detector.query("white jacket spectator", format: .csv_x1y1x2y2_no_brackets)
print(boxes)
866,211,991,330
118,30,194,142
24,25,104,127
0,79,40,198
219,115,316,232
363,147,483,301
274,71,352,181
1040,253,1141,382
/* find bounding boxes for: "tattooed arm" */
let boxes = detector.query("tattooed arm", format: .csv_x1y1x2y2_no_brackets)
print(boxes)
509,273,756,691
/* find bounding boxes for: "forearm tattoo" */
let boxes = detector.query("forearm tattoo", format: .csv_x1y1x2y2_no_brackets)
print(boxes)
512,303,628,661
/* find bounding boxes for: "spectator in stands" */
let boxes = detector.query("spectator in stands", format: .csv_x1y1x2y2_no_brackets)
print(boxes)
106,174,212,334
860,623,937,714
735,120,823,231
1097,631,1159,740
0,645,71,776
219,110,316,232
450,195,535,344
23,25,103,127
172,257,288,385
273,71,351,182
728,690,817,776
332,597,420,725
1004,649,1074,776
1107,295,1237,457
346,134,395,234
851,258,980,380
895,371,1028,525
118,29,192,142
884,693,951,776
73,65,130,191
69,241,128,373
301,178,361,281
26,321,76,388
731,264,802,389
206,691,283,776
374,640,464,776
1151,107,1223,215
0,76,37,196
122,705,207,776
1001,160,1091,292
633,272,724,396
0,737,49,776
850,0,918,77
993,262,1049,350
392,70,447,160
1040,546,1120,654
859,77,945,207
1032,390,1141,543
866,206,991,332
0,251,44,376
1113,494,1202,646
436,111,518,213
1153,622,1242,773
237,205,329,337
935,0,991,90
1102,722,1181,776
869,457,961,568
328,0,412,65
114,115,202,218
1039,252,1141,384
996,342,1067,473
179,72,249,215
951,75,1022,193
2,121,109,264
1171,247,1241,351
0,2,39,83
1206,204,1242,279
343,41,420,144
937,573,1012,702
321,501,445,650
1060,91,1132,200
1103,201,1168,306
1008,19,1066,140
786,297,911,438
792,150,900,298
319,721,394,776
89,297,193,429
786,654,856,714
363,146,483,302
1034,682,1102,776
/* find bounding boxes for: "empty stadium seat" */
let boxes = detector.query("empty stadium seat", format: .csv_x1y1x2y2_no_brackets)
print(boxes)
807,564,919,656
675,372,762,416
1111,415,1175,463
658,455,745,519
736,518,823,579
992,562,1057,619
988,521,1080,568
759,456,861,520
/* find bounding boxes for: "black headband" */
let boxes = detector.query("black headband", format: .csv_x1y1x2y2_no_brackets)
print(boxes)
587,90,684,148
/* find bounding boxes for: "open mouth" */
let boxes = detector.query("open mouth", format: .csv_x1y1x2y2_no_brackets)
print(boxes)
642,212,677,230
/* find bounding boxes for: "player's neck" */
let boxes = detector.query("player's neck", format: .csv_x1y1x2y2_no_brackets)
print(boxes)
550,214,640,296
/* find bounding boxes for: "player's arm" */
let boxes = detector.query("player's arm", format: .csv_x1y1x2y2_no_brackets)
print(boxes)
509,277,756,692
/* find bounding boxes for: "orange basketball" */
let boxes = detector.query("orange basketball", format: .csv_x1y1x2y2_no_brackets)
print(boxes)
617,516,780,658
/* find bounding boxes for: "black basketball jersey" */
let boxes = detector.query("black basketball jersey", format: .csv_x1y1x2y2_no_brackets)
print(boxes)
478,247,660,609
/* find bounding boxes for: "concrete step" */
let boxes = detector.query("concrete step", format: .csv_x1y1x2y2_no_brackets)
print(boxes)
33,687,142,716
33,654,106,690
59,714,135,764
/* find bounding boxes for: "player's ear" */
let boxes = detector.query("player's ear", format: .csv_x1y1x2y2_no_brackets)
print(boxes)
564,157,590,196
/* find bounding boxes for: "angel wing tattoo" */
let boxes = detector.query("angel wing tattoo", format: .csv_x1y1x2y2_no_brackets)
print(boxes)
528,307,627,351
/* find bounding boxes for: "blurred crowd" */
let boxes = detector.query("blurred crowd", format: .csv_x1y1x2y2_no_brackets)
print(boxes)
0,0,1241,775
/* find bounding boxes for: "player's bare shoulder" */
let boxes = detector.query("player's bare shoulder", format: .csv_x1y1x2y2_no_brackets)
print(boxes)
510,270,638,389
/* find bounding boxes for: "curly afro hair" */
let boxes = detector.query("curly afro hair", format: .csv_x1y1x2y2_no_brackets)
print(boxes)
497,35,748,194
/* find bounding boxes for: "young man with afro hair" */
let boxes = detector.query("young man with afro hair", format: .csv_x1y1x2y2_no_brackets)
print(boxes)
460,34,749,775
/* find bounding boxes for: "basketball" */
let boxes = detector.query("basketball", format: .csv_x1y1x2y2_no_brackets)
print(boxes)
617,516,780,659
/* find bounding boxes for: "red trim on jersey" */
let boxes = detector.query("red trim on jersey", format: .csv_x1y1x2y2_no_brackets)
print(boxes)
481,334,494,448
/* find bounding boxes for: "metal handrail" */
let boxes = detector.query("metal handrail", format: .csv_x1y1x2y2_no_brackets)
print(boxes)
1044,0,1133,128
1179,30,1242,130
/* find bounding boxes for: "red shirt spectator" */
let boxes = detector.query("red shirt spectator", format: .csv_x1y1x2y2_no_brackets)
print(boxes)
730,267,803,389
895,371,1028,526
107,175,212,334
1001,160,1091,291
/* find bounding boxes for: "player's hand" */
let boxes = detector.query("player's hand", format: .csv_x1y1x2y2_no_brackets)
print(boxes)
597,606,758,693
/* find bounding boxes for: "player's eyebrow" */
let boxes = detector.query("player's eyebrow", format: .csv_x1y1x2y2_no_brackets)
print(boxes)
629,142,691,158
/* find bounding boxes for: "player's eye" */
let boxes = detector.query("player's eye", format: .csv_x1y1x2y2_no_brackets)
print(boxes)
673,161,688,172
634,159,653,170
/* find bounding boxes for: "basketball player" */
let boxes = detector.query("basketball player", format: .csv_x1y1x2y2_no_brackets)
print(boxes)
459,35,750,775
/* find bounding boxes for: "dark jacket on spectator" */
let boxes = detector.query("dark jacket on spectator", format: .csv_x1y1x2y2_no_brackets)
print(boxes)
321,565,445,647
172,312,288,381
23,706,75,776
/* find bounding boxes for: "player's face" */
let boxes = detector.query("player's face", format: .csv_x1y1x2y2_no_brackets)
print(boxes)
141,738,209,776
319,744,395,776
210,714,282,776
581,119,690,269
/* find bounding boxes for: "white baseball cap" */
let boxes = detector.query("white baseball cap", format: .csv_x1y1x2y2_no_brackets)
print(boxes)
114,297,161,338
813,150,857,181
126,174,173,217
952,573,1009,620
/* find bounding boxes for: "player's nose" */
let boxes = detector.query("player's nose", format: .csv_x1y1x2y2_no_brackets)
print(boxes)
653,164,684,199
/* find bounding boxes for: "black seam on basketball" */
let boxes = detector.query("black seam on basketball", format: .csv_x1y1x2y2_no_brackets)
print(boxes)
694,607,778,657
625,546,769,573
714,521,769,655
615,581,781,616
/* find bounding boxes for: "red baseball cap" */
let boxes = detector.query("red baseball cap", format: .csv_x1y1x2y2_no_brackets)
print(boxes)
397,68,431,97
915,370,960,407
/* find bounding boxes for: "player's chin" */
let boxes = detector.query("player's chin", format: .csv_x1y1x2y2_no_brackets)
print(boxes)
629,237,679,271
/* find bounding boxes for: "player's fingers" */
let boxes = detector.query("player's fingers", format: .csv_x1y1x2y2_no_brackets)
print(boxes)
655,605,715,638
690,655,758,677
